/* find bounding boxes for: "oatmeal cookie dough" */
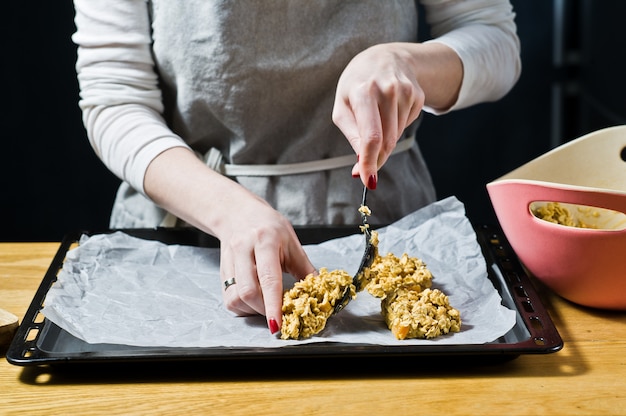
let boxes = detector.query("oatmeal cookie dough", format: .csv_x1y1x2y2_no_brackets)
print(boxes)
281,268,355,340
365,250,460,340
280,204,461,341
281,226,380,340
366,252,433,299
533,202,596,228
382,288,462,340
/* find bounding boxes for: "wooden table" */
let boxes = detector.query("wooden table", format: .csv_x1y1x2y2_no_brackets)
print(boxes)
1,242,625,416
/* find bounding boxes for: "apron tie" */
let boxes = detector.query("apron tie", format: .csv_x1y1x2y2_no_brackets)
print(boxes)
201,133,415,177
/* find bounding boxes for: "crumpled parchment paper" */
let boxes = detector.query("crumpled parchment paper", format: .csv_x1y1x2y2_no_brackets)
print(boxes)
41,196,516,347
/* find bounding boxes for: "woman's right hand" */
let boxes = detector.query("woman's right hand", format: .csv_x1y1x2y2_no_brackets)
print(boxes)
144,147,317,335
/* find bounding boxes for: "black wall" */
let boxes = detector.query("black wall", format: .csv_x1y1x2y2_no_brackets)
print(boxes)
2,2,120,241
577,0,626,131
2,1,620,241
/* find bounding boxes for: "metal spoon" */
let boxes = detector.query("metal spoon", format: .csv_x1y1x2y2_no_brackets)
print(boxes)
333,186,377,314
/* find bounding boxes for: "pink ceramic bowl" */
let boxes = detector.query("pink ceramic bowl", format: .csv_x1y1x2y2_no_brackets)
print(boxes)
487,125,626,310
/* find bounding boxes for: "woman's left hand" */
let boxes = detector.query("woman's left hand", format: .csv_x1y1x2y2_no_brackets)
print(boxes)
332,42,462,189
332,43,425,189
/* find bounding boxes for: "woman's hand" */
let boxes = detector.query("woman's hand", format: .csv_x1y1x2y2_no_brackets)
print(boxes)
332,42,462,189
144,147,317,335
216,191,317,334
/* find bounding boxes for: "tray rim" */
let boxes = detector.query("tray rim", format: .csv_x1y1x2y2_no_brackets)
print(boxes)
6,224,563,366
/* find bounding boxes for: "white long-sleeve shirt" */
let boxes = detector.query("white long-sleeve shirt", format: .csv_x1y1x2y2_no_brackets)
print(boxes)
73,0,521,227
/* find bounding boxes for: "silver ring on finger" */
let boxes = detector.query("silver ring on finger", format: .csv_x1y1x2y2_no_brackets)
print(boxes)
224,277,237,291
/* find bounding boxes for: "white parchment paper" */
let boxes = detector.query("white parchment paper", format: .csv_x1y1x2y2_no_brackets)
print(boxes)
41,196,516,347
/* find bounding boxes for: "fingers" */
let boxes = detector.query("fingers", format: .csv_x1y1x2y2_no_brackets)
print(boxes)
220,244,257,316
333,91,382,190
335,83,413,190
220,222,316,335
251,234,287,332
332,45,426,188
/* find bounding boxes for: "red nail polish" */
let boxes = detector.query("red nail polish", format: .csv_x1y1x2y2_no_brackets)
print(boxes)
352,172,359,178
357,154,360,162
368,175,377,190
269,318,280,334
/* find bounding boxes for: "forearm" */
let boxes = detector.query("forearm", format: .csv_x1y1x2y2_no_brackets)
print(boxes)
397,41,463,112
143,147,259,238
422,0,522,113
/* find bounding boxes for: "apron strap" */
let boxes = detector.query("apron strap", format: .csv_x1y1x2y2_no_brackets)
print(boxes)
202,134,415,177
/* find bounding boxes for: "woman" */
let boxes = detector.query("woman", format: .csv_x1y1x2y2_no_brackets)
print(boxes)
72,0,521,334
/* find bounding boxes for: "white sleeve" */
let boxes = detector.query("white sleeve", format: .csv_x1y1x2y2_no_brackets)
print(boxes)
420,0,522,114
73,0,189,196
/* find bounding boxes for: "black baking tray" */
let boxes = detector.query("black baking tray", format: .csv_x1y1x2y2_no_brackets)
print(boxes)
6,224,563,367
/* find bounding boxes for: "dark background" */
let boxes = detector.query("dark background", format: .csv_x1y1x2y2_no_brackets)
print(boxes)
2,0,625,242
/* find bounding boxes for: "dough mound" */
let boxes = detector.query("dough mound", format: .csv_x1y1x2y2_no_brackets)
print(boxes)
382,287,461,340
366,252,433,299
280,268,354,340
